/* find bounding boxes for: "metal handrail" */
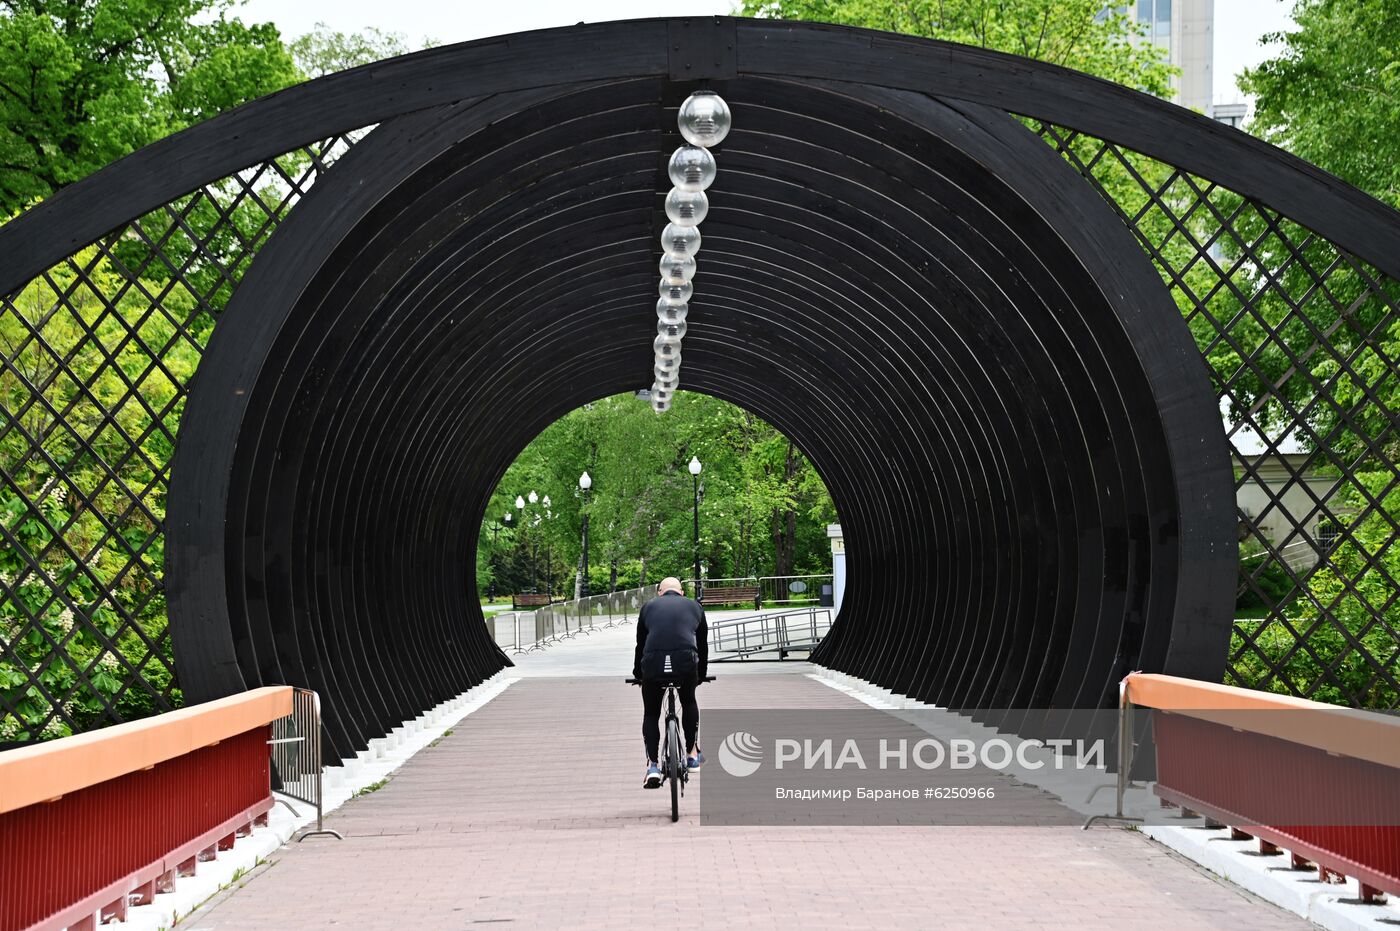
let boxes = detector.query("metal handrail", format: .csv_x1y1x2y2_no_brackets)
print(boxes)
708,605,833,660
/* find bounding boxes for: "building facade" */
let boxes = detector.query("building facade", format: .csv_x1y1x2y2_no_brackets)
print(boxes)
1105,1,1215,113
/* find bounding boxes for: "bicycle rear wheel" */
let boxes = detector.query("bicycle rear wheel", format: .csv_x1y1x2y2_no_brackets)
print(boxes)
666,717,682,822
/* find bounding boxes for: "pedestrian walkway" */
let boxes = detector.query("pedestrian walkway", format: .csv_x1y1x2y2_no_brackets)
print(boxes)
187,628,1308,930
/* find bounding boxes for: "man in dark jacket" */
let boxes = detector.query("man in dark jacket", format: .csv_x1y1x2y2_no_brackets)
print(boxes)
633,576,708,787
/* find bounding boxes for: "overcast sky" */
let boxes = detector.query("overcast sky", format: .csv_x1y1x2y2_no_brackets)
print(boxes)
236,0,1298,106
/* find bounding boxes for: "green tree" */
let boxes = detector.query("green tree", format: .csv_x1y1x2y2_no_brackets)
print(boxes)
738,0,1178,96
289,22,432,78
0,0,300,215
480,392,837,599
1241,0,1400,211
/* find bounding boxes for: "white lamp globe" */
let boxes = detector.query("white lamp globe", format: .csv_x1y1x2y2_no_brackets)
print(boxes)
579,471,592,490
688,455,702,476
657,299,689,324
664,188,708,227
660,251,696,282
678,91,732,148
668,144,717,191
659,278,693,305
661,223,701,258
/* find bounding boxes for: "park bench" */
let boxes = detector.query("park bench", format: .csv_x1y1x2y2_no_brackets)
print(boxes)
512,593,552,610
699,585,762,610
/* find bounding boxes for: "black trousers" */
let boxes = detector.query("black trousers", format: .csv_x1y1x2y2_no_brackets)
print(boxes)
642,677,699,762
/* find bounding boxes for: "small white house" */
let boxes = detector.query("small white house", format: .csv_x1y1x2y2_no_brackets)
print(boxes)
1232,426,1345,570
828,524,845,613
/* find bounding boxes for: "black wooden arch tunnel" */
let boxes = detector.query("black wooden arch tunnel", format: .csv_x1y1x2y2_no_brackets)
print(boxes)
28,17,1388,765
161,74,1236,763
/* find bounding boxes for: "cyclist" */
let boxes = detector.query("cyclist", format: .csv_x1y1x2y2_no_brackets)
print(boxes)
634,576,708,787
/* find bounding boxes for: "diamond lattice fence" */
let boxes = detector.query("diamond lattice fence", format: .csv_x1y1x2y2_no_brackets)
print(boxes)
0,134,367,741
1038,122,1400,709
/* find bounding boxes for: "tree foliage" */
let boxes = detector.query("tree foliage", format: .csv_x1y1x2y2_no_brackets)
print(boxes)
0,7,443,741
479,392,838,600
738,0,1178,95
0,0,301,214
289,22,430,78
1241,0,1400,211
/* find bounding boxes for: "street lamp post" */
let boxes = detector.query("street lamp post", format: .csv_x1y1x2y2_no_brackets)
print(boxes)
516,494,539,593
577,471,592,599
503,511,517,597
542,495,552,598
486,515,505,601
689,455,702,600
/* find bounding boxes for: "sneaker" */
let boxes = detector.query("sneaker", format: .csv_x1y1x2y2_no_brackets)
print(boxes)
686,750,705,772
643,761,663,788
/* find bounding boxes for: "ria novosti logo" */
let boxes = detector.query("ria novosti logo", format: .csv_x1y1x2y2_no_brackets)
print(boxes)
716,732,1106,776
718,731,763,777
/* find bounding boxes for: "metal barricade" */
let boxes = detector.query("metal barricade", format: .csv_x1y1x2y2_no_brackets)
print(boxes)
757,574,834,607
708,606,833,660
269,687,343,841
505,584,659,654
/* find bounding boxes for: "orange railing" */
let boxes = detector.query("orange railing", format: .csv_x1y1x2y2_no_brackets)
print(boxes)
1126,673,1400,903
0,687,291,931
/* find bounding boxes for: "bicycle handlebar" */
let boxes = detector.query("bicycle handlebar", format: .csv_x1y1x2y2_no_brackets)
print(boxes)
626,676,716,685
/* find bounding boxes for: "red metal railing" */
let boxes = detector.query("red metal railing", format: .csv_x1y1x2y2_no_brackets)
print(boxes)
0,687,291,931
1128,673,1400,904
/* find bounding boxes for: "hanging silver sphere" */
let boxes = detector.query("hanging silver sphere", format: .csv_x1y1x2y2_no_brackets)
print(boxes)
661,222,701,258
657,299,689,324
659,277,693,304
660,251,696,282
664,187,709,227
678,91,732,148
668,144,717,192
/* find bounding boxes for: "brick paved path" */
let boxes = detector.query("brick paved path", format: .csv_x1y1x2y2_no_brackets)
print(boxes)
189,671,1307,930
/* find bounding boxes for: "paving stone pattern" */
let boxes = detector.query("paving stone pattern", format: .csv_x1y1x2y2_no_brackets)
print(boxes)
189,668,1308,930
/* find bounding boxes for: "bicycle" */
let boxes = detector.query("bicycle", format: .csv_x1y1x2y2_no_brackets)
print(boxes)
628,674,716,822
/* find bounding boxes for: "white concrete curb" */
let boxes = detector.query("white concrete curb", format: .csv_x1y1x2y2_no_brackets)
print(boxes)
807,670,1148,820
1141,823,1400,931
808,668,1400,930
116,671,518,931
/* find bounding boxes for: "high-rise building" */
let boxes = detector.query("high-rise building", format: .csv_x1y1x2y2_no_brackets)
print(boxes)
1104,1,1215,114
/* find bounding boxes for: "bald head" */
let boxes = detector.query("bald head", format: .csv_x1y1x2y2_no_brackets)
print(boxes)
658,577,684,595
